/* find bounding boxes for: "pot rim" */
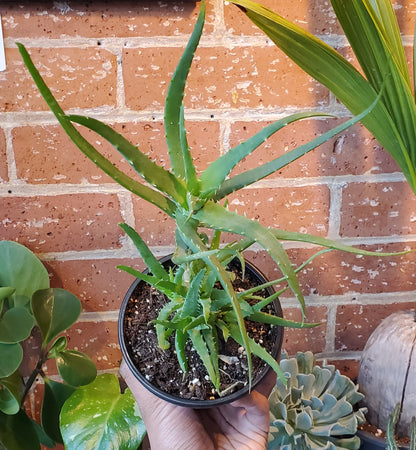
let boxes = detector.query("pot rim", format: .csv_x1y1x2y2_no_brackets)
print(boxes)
118,255,284,408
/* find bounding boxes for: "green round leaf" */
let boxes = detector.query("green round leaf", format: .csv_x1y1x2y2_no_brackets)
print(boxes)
48,336,67,357
0,307,35,344
0,409,40,450
55,350,97,387
0,372,22,415
0,287,15,302
41,378,76,444
32,288,81,347
0,241,49,300
60,374,146,450
0,344,23,378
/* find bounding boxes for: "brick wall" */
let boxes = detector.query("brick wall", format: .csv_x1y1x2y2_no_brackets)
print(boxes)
1,0,415,410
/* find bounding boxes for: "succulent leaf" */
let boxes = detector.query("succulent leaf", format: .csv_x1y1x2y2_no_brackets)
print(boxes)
268,351,366,449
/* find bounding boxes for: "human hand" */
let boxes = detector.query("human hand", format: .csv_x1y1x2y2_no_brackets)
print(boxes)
119,359,276,450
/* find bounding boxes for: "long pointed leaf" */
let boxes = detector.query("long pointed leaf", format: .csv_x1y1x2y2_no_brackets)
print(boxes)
117,265,186,300
227,322,286,383
214,94,379,200
165,1,205,182
174,211,253,388
17,43,176,217
194,201,307,315
199,111,328,199
331,0,416,169
188,328,220,389
68,115,186,206
181,269,205,318
119,223,169,281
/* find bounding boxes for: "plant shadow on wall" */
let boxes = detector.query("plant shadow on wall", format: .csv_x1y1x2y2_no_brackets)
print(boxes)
0,240,146,449
17,0,407,413
228,0,416,445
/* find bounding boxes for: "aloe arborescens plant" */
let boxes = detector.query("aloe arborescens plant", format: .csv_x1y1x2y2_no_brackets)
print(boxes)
17,1,390,399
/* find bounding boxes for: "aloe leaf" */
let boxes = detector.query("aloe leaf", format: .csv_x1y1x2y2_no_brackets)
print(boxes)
155,302,182,350
410,417,416,450
270,228,412,257
214,92,380,200
68,115,187,206
194,202,306,315
165,0,205,182
188,328,220,389
180,104,200,195
181,269,205,318
183,315,209,332
247,311,319,328
175,211,253,387
175,330,188,373
17,44,176,217
199,111,328,199
386,403,400,450
119,223,169,281
227,322,286,383
117,265,186,300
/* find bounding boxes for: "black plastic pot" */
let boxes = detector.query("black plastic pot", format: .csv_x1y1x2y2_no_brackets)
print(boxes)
118,256,284,408
358,429,409,449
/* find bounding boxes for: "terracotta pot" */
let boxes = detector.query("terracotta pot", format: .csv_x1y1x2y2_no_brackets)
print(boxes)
118,256,284,408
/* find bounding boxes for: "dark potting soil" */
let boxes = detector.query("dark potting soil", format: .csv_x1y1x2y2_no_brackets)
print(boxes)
123,260,281,401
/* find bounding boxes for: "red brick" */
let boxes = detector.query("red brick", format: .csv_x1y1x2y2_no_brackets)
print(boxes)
2,47,117,112
66,320,120,371
281,306,328,355
229,120,399,179
245,240,416,298
287,242,416,297
12,119,219,184
132,197,176,246
227,185,330,236
2,1,210,39
340,181,416,237
0,129,7,182
325,359,359,380
224,0,344,37
0,194,123,252
123,46,329,111
46,258,144,312
335,302,416,352
393,0,416,36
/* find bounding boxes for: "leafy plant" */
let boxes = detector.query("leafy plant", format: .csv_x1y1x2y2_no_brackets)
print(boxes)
268,351,367,450
0,240,96,449
0,241,146,450
386,403,416,450
228,0,416,194
60,373,146,450
17,0,395,394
